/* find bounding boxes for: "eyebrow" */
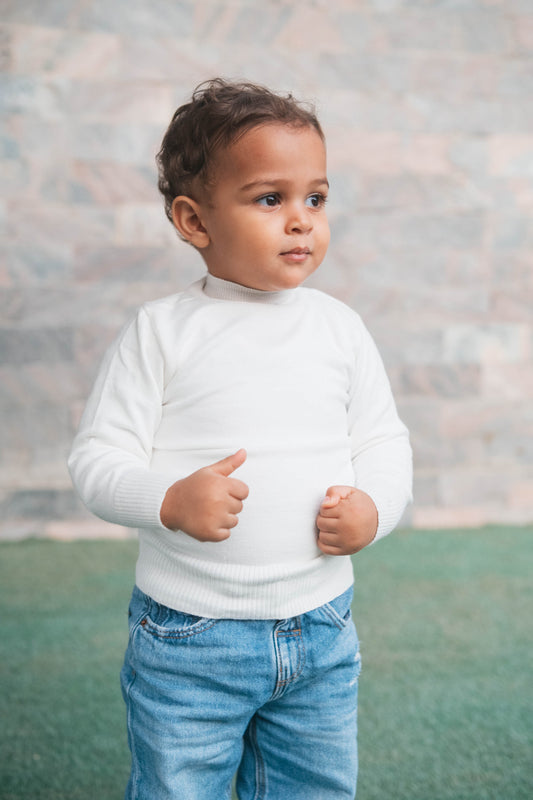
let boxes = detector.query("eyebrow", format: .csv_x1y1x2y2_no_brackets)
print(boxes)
239,177,330,193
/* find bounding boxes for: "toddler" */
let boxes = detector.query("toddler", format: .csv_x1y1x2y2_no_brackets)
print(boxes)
69,78,412,800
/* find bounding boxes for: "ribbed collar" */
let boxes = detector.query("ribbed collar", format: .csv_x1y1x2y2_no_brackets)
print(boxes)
202,273,296,305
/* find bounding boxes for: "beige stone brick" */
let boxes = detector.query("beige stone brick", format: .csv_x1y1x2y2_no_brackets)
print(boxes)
274,8,345,52
491,288,533,323
491,252,532,288
441,467,520,506
115,203,178,247
509,480,533,509
489,135,533,176
63,81,173,124
9,24,120,79
413,54,500,99
69,121,162,164
360,175,489,213
404,135,450,174
482,363,533,400
412,506,491,530
73,245,175,283
70,162,157,206
7,201,115,247
413,504,533,529
440,399,525,440
443,324,530,365
327,130,402,174
44,519,134,541
514,15,533,51
413,472,439,506
389,364,481,398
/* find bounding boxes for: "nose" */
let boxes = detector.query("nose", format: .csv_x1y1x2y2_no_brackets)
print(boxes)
285,202,312,234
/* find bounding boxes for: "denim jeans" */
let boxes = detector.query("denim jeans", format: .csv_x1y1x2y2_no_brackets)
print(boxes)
120,584,361,800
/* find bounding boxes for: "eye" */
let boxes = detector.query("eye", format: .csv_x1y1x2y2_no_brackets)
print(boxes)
256,193,280,207
306,193,327,209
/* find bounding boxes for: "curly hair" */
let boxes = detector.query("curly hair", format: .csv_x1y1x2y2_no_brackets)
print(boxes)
156,78,324,227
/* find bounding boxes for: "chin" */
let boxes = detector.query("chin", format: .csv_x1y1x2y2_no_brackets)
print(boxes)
279,271,315,290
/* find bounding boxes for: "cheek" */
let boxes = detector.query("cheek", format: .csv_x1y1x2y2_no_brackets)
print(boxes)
318,220,331,251
247,221,278,248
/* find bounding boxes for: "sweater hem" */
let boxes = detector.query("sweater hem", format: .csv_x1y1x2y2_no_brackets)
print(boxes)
135,531,354,619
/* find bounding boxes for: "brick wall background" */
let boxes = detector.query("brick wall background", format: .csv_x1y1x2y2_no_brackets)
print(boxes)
1,0,532,539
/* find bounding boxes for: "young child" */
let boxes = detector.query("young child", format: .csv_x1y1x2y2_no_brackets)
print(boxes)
69,78,412,800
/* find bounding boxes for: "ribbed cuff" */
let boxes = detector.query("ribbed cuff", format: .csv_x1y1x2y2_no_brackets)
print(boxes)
114,470,175,531
357,482,412,543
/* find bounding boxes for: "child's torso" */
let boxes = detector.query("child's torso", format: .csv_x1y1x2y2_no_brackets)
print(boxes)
149,292,355,566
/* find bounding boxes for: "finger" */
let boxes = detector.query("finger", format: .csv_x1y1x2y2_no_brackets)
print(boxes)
318,540,345,555
210,449,247,477
213,528,232,541
317,505,341,519
320,494,339,510
227,497,244,514
316,515,339,532
224,513,240,529
216,513,240,539
323,485,353,506
228,478,249,501
317,529,340,546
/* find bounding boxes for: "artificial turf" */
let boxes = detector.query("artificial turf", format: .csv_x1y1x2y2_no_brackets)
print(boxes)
0,527,531,799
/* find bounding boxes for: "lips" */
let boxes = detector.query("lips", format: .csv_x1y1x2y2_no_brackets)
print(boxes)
279,247,312,264
280,246,313,264
280,247,311,256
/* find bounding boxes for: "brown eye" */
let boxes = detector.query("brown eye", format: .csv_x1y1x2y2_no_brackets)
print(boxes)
306,193,327,208
257,194,280,207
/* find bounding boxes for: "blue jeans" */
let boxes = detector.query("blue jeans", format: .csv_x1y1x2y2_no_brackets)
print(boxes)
120,584,361,799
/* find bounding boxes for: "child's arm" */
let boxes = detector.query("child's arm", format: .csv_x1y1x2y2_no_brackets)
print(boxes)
69,305,248,538
316,312,412,554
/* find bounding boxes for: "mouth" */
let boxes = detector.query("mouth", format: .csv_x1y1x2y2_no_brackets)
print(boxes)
280,247,311,262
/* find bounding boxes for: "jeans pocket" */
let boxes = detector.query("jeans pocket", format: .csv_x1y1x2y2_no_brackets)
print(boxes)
321,585,354,630
139,600,217,640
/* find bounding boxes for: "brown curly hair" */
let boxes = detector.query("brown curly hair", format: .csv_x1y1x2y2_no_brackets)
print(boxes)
156,78,324,227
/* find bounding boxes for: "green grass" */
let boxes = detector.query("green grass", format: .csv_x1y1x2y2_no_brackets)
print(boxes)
1,528,532,799
354,528,533,800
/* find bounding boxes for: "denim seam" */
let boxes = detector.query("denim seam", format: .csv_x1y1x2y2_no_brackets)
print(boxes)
321,603,348,630
140,617,217,639
272,626,306,696
249,715,267,800
124,593,151,800
123,636,141,799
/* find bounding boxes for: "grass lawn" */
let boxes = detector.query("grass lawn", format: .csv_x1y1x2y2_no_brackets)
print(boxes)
0,528,532,799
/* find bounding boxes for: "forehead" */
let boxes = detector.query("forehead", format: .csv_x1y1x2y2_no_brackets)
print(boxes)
211,123,327,186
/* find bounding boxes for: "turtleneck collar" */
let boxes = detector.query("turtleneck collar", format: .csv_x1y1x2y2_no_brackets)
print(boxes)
202,273,297,305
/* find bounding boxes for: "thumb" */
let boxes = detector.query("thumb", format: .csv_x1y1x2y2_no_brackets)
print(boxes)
210,448,247,477
321,485,353,509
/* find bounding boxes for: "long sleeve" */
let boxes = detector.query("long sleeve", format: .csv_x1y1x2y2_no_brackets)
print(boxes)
68,306,173,531
347,316,413,541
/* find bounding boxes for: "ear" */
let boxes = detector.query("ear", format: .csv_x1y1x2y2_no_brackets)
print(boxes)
171,196,210,248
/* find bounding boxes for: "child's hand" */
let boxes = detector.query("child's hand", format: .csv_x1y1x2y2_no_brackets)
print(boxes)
160,449,249,542
316,486,378,555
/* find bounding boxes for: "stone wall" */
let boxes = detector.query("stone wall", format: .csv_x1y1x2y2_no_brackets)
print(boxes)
1,0,532,538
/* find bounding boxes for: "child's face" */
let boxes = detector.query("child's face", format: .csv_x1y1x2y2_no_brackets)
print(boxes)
183,123,330,291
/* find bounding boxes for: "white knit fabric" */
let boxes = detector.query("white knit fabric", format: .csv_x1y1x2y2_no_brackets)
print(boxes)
69,273,412,618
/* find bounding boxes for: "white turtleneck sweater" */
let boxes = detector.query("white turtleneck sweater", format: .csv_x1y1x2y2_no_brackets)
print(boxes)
69,273,412,619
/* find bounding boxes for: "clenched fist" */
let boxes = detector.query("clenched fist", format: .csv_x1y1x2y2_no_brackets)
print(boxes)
160,449,249,542
316,486,378,555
